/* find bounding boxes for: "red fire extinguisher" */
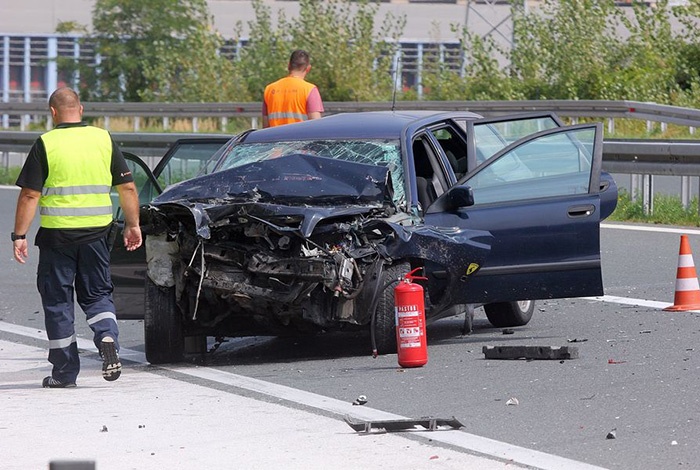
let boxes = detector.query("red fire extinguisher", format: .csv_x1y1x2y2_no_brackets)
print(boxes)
394,267,428,368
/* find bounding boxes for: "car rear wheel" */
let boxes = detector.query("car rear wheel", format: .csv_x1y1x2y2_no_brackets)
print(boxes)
374,262,411,355
484,300,534,328
144,277,184,364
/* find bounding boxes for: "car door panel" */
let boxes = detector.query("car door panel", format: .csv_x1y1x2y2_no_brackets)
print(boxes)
426,123,605,304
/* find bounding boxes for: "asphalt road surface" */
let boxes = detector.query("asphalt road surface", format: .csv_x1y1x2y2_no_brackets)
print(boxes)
2,185,699,469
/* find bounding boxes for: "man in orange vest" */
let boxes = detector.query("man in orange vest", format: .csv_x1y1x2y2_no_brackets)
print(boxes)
263,50,324,128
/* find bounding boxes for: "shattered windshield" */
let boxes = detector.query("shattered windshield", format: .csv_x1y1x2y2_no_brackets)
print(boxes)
214,140,405,206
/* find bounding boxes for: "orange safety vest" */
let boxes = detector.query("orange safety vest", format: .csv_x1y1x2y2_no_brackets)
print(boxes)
264,76,317,127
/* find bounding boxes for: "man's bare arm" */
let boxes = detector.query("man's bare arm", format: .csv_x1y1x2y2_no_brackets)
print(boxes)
13,187,40,263
115,181,142,251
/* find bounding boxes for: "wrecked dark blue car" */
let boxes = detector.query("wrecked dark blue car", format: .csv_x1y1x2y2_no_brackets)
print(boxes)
111,111,617,364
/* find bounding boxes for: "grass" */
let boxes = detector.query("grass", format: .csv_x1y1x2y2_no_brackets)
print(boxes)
608,189,700,227
0,166,21,186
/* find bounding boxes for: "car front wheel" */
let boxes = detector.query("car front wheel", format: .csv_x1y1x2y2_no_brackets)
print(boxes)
144,277,184,364
373,261,412,355
484,300,534,328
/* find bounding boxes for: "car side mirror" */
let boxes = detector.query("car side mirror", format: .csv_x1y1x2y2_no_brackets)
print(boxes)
446,185,474,210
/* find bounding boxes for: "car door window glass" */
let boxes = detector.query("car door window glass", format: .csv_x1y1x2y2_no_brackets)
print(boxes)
111,157,159,219
157,142,227,189
466,127,595,205
474,117,560,164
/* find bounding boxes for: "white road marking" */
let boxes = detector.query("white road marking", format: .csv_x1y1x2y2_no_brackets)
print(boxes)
601,223,700,236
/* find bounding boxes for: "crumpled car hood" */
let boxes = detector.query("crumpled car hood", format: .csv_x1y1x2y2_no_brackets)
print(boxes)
154,153,392,206
149,154,395,239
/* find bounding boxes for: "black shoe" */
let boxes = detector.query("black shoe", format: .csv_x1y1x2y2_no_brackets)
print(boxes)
100,339,121,382
42,376,76,388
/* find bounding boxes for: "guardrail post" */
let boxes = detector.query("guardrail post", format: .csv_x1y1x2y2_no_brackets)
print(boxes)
221,117,228,132
643,174,654,215
134,116,140,132
607,118,614,134
681,176,691,209
163,117,169,131
193,117,198,133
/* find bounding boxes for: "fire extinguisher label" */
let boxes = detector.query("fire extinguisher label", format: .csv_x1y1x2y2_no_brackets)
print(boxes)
399,327,421,337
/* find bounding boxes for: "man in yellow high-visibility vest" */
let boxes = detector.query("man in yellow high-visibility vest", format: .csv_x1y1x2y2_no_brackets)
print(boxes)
12,87,142,388
263,49,324,128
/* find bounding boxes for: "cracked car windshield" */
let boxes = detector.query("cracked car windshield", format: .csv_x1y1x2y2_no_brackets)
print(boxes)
215,140,405,205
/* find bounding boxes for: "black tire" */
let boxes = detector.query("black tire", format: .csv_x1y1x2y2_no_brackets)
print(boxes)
484,300,535,328
373,262,411,355
144,278,184,364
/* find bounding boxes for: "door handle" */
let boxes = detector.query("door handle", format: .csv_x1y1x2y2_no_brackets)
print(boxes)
567,204,595,218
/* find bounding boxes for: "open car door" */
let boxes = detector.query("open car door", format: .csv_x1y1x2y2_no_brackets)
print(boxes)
110,137,230,319
426,123,605,304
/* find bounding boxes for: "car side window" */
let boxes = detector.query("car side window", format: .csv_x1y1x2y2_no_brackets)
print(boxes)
465,126,595,205
430,127,468,179
157,142,227,189
473,117,560,164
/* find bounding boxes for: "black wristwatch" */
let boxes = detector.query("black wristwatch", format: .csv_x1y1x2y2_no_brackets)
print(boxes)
11,232,26,241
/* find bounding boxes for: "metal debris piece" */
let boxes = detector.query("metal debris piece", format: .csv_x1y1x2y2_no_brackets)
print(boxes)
352,395,368,406
606,429,617,439
506,397,519,406
100,425,108,433
567,338,588,343
482,345,579,360
344,415,463,433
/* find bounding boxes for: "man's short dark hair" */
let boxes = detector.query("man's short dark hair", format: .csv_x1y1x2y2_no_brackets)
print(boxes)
289,50,310,71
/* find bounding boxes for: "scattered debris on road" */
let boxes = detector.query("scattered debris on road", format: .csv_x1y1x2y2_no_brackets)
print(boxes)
344,416,464,433
506,397,519,406
567,338,588,343
352,395,368,406
482,345,579,360
606,429,617,439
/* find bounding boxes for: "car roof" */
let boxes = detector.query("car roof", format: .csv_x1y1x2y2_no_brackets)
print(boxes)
242,110,483,142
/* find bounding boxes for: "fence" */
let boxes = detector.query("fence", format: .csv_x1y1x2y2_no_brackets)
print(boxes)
4,99,700,132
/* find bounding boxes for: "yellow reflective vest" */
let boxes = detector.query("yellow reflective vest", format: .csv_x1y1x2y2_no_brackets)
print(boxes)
264,76,317,127
39,126,114,229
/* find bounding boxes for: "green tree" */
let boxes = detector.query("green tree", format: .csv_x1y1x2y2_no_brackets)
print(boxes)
235,0,405,102
83,0,247,102
510,0,620,100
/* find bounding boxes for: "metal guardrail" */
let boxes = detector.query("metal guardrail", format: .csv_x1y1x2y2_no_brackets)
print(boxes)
3,99,700,129
2,130,699,176
3,101,700,214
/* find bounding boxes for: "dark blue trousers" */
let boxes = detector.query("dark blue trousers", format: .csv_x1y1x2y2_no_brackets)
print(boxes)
37,237,119,383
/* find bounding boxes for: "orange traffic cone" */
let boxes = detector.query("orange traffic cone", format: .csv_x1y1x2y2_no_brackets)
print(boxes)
665,235,700,311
